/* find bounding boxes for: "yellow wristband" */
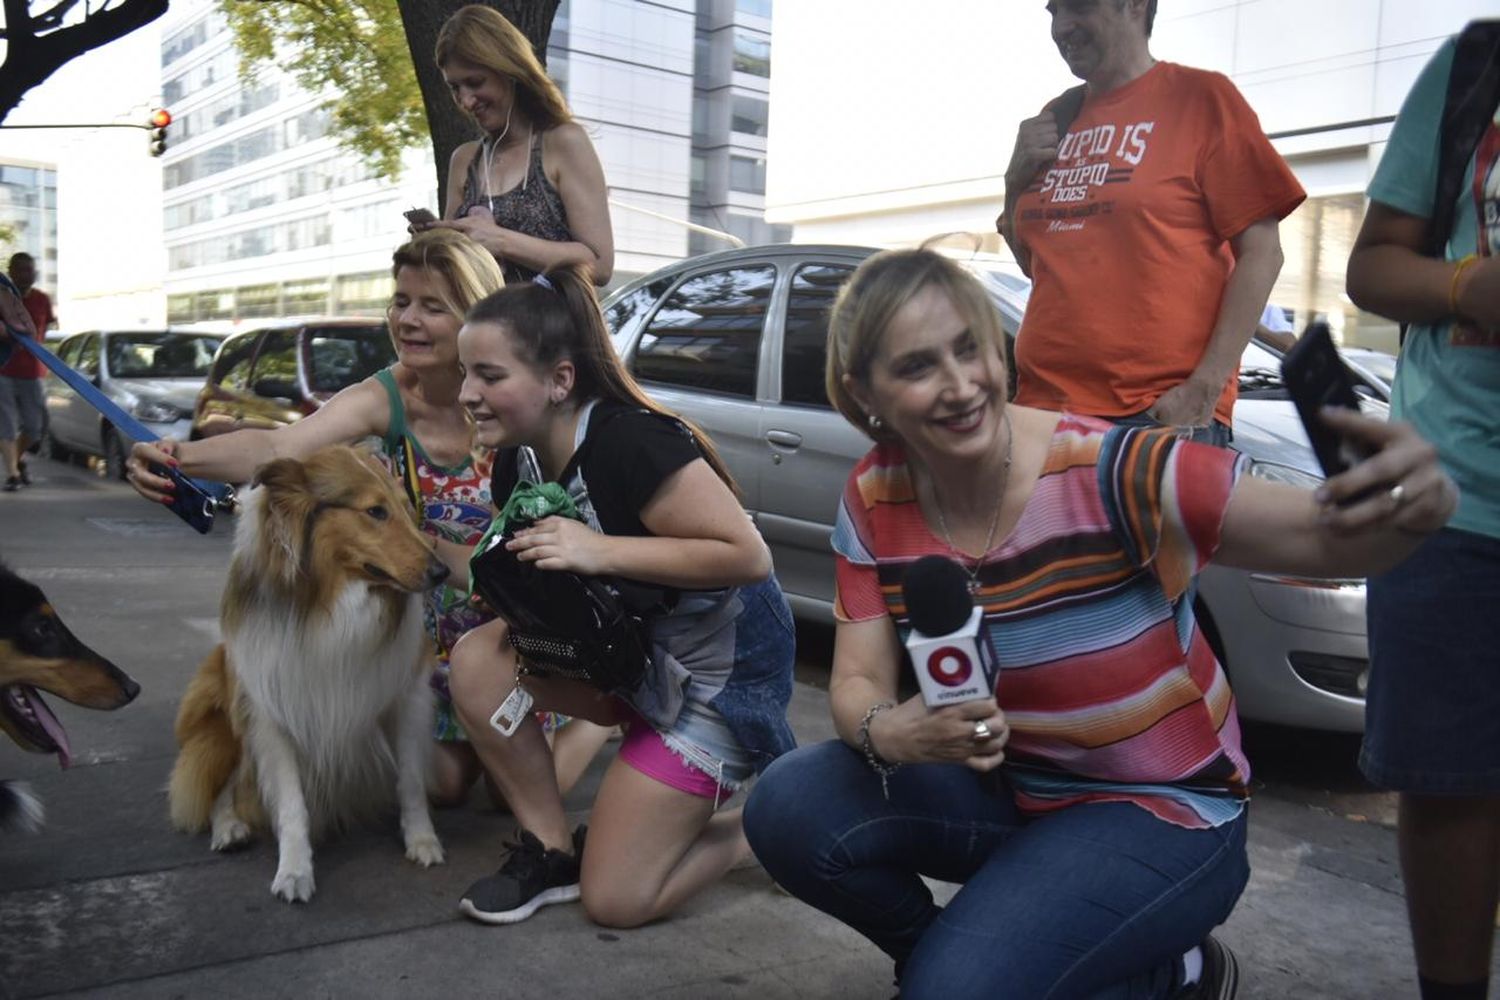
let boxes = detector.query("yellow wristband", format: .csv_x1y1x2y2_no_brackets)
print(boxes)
1449,254,1479,317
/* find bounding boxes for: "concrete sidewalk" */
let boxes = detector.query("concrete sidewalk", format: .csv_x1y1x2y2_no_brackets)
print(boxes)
0,460,1493,999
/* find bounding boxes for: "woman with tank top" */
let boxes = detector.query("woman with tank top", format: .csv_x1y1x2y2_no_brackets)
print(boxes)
424,5,614,287
125,230,611,804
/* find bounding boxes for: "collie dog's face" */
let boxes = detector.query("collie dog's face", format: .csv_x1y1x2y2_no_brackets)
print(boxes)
249,447,449,600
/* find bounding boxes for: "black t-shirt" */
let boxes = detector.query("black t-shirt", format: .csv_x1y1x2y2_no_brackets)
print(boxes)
490,399,703,538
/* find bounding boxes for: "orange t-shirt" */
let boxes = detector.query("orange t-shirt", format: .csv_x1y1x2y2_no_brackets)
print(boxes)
1011,62,1305,426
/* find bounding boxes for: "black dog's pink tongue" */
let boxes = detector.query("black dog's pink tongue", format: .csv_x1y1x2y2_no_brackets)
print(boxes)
27,689,72,769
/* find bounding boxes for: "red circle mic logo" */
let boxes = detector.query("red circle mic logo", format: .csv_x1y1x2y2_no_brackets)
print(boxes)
927,646,973,687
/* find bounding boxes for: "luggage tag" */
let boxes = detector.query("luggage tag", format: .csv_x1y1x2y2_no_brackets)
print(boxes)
489,682,533,737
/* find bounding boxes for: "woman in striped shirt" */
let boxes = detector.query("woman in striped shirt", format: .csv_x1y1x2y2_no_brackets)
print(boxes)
743,249,1456,1000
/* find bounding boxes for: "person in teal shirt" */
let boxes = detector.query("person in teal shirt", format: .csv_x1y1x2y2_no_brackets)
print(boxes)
1346,27,1500,1000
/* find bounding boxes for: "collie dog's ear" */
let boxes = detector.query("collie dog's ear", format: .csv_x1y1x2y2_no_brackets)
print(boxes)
251,457,309,493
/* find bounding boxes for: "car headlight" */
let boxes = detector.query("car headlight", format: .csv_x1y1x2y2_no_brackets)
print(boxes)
133,399,184,423
1248,460,1324,490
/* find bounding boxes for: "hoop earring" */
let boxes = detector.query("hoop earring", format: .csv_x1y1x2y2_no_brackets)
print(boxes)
867,413,884,432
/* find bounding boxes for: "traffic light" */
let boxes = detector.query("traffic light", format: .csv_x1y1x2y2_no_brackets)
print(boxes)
148,109,171,157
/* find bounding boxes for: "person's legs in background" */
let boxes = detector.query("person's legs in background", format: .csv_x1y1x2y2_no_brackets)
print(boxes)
1362,528,1500,1000
0,375,22,489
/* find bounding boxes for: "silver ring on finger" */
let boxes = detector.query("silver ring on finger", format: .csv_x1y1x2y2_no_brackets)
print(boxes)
1388,483,1407,507
972,720,992,742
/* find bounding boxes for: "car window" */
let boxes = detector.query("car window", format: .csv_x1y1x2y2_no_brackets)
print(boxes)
306,325,396,393
630,265,774,398
251,330,300,389
214,332,258,390
57,336,82,366
604,278,672,350
75,335,100,377
782,264,854,407
106,332,220,378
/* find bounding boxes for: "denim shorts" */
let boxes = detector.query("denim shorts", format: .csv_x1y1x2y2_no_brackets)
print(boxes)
0,375,44,440
622,576,796,802
1360,527,1500,794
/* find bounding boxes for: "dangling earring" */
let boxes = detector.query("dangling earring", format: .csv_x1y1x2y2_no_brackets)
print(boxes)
867,412,884,432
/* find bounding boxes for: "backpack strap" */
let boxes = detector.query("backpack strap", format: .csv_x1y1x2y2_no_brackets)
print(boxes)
1405,21,1500,345
1048,84,1089,142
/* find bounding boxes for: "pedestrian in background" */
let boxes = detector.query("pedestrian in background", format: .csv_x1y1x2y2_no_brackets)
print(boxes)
744,248,1458,1000
998,0,1304,445
0,253,53,491
1345,21,1500,1000
424,5,614,286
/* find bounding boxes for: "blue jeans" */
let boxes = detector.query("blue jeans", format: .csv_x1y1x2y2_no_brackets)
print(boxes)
1111,411,1232,447
744,742,1250,999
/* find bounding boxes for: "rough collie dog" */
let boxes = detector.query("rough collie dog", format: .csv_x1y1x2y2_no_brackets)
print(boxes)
0,561,140,831
169,446,450,902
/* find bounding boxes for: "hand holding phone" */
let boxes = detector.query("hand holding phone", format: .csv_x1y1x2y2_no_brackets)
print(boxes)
1280,323,1375,502
404,207,438,229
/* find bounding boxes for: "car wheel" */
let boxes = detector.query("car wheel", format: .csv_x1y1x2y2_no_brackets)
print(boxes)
103,430,128,481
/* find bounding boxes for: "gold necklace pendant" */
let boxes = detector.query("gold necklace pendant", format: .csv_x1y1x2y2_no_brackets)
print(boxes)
931,414,1014,593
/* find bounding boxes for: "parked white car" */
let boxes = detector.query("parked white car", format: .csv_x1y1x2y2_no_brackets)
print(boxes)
42,329,227,479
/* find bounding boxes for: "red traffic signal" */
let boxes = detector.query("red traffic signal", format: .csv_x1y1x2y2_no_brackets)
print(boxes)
147,108,171,157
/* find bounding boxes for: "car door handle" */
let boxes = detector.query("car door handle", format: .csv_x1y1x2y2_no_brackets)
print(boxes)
765,430,802,449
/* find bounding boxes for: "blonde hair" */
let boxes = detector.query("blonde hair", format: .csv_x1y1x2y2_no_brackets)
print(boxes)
435,5,572,131
826,249,1010,441
390,229,505,318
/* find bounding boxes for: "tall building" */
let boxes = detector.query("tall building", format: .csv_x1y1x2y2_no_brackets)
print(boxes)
157,0,785,328
687,0,789,254
0,159,58,291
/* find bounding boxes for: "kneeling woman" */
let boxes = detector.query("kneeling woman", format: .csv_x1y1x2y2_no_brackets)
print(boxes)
447,267,795,928
743,249,1457,999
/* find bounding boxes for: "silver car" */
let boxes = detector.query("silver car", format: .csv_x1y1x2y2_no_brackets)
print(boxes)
42,329,227,479
605,244,1374,732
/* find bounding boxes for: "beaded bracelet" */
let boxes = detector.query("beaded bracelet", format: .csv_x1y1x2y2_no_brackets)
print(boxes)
1450,253,1479,317
859,701,900,800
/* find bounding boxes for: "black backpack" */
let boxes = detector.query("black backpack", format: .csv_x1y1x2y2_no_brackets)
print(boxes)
1403,20,1500,344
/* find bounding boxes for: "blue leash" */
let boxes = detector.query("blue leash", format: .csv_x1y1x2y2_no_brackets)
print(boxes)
9,333,235,534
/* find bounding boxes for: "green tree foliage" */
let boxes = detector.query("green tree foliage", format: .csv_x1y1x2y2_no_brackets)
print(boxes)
219,0,426,179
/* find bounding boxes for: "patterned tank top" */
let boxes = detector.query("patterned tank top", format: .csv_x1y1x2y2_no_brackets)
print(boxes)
456,128,572,284
374,368,494,665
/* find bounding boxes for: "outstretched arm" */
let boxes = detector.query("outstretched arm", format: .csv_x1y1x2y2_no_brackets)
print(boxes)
127,377,392,502
1214,408,1457,579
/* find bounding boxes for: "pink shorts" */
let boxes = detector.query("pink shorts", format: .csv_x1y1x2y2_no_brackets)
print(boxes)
616,706,734,800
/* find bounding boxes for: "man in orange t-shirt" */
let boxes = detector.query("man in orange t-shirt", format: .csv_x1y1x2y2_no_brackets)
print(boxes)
999,0,1304,443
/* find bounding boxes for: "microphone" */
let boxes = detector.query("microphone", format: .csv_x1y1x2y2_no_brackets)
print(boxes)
902,556,1000,708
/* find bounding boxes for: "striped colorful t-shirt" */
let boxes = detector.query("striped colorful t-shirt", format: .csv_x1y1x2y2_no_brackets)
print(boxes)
832,413,1250,829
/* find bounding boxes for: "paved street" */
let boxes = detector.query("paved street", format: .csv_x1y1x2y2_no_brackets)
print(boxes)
0,455,1494,999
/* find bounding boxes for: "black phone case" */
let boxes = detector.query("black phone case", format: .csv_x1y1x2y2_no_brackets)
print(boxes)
153,464,217,534
1279,325,1370,487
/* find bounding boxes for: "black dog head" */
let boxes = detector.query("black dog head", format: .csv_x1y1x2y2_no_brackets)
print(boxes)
0,562,140,767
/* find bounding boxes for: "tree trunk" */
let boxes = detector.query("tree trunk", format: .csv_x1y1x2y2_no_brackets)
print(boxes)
395,0,560,211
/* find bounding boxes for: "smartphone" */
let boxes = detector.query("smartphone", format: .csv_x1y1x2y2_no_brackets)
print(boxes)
1279,323,1373,494
403,207,438,228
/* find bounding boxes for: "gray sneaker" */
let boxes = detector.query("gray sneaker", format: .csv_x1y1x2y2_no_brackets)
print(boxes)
459,829,581,925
